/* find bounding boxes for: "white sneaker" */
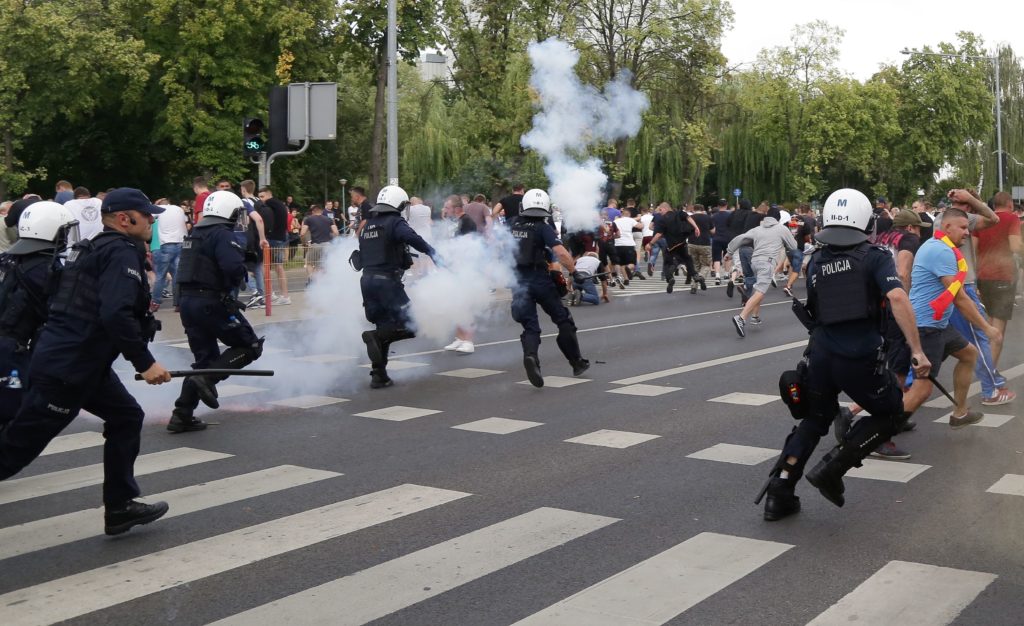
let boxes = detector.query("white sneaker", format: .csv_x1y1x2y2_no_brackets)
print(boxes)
444,339,464,351
455,341,475,354
275,296,292,305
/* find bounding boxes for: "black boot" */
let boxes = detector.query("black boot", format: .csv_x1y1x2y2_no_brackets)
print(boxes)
764,477,801,521
167,409,207,433
698,276,707,291
104,499,169,535
806,447,847,507
524,354,544,388
370,368,393,389
191,376,219,409
571,358,590,376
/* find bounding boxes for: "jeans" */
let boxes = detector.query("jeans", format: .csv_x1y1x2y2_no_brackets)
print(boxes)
649,238,666,268
948,284,1006,399
738,246,755,291
152,242,181,306
574,277,600,305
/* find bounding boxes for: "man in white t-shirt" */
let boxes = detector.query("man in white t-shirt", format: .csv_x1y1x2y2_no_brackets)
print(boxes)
151,200,189,311
570,253,602,305
63,186,103,240
613,208,644,283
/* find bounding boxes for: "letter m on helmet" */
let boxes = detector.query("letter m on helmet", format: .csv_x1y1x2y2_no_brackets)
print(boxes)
837,199,847,207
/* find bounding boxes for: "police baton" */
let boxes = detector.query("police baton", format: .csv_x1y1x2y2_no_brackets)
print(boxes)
911,358,955,405
134,369,275,381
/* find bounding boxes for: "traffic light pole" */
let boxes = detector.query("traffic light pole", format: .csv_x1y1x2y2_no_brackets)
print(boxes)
260,82,312,187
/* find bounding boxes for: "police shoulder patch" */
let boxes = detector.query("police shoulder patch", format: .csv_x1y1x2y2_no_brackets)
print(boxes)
125,266,142,282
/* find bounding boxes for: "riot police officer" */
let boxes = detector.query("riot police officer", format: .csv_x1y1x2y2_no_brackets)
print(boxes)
0,187,172,535
170,190,264,432
0,200,78,424
510,189,589,387
760,189,930,520
358,185,437,388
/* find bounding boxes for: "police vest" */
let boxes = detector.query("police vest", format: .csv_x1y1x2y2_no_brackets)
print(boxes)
0,253,53,345
177,227,228,294
50,232,145,323
359,217,407,271
511,218,549,268
808,243,880,326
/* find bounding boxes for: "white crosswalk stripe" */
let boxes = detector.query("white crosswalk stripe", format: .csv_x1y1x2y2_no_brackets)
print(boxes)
39,431,105,456
214,507,618,626
0,447,231,505
515,532,792,625
0,483,470,626
0,465,341,560
807,560,996,625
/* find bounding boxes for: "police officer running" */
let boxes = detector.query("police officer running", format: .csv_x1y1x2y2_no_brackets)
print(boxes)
358,185,437,389
170,190,264,432
760,189,930,521
0,188,173,535
510,189,589,387
0,200,78,424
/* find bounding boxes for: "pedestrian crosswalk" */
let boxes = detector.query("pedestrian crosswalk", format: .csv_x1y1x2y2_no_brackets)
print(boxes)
0,434,1006,625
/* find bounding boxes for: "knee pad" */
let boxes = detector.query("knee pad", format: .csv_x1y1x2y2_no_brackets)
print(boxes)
212,337,264,370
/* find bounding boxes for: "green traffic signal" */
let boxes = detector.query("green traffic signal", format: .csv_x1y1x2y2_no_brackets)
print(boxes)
243,117,265,156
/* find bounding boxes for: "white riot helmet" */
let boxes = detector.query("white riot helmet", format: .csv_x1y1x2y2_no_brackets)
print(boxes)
372,185,409,214
8,201,80,255
196,190,245,227
520,189,551,217
816,188,874,246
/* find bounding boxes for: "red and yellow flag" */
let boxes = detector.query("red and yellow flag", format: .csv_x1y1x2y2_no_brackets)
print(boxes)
929,230,968,320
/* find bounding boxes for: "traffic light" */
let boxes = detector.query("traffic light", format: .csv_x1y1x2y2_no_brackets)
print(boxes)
243,117,265,156
268,87,288,155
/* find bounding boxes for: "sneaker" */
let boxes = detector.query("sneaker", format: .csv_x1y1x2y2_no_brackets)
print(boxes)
770,276,778,288
524,355,544,388
370,369,393,389
635,272,646,280
246,294,265,309
750,315,762,325
571,358,590,376
982,389,1016,406
950,410,984,429
870,441,911,460
726,281,734,298
444,339,464,351
162,289,173,299
698,277,707,291
456,341,475,354
666,277,675,294
738,284,749,303
732,315,746,338
715,276,722,286
104,500,169,536
275,296,292,305
615,275,626,290
783,286,794,298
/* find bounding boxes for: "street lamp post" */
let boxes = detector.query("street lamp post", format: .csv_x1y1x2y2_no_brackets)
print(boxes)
901,47,1004,191
339,178,348,232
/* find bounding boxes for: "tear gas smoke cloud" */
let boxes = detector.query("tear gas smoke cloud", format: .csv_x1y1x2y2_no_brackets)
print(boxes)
521,38,649,232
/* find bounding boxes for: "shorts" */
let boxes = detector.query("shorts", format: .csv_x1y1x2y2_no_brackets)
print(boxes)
977,279,1014,320
918,325,969,378
269,240,287,264
304,242,329,269
711,239,729,263
615,245,637,266
786,248,804,273
752,258,774,293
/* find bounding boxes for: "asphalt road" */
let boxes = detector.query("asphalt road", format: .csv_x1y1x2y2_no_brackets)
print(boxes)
2,273,1023,625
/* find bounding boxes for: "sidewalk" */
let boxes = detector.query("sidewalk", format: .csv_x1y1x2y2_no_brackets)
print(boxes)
152,291,316,343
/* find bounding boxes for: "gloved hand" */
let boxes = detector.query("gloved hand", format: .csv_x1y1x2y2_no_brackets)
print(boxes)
571,271,584,284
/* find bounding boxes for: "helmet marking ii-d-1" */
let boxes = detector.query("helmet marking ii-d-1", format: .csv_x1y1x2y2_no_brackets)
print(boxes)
9,201,80,255
372,185,409,214
816,188,874,247
520,189,552,217
196,190,245,227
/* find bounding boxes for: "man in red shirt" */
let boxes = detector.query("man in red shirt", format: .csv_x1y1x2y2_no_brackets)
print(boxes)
192,176,211,223
976,191,1022,367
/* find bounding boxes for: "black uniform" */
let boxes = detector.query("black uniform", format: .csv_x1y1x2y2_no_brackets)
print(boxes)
509,215,587,386
0,230,160,507
654,211,698,287
358,210,435,388
762,241,906,519
0,248,57,424
171,219,263,431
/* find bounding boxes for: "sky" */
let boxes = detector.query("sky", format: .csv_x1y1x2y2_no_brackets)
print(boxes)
720,0,1023,81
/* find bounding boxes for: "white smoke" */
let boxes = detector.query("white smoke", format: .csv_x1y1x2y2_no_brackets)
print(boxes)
521,38,649,231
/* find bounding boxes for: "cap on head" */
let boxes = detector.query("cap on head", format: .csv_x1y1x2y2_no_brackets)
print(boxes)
9,201,79,255
520,189,551,217
372,185,409,214
816,188,873,246
100,188,165,216
892,209,923,228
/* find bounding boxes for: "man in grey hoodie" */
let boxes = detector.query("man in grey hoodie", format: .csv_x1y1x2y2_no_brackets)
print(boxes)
726,215,798,336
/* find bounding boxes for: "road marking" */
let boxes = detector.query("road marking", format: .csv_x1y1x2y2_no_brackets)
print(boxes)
709,391,779,406
807,560,996,625
437,367,504,378
933,412,1014,427
452,417,544,434
357,359,428,370
924,361,1024,408
0,465,341,560
845,459,930,483
0,484,470,626
213,507,618,626
0,448,232,506
986,474,1024,497
516,532,792,625
270,395,349,409
517,376,590,388
687,443,780,465
606,384,681,396
564,430,661,449
290,353,356,364
611,340,806,385
39,431,105,457
352,405,442,422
